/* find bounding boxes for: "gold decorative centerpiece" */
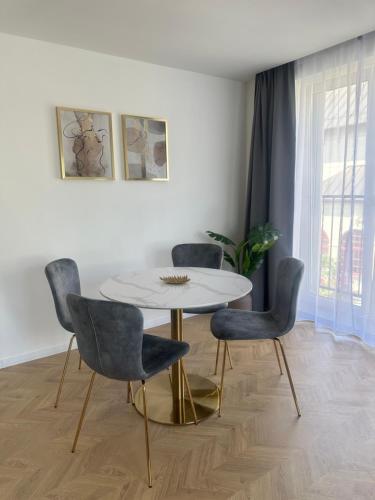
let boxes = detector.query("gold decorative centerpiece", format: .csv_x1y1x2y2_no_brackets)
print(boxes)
160,274,190,285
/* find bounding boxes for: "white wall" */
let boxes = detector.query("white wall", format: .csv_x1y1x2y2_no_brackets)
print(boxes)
0,33,250,367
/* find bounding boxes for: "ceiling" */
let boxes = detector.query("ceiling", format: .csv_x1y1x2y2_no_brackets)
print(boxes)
1,0,375,81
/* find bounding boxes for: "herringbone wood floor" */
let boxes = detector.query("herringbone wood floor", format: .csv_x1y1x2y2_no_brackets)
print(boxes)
1,317,375,499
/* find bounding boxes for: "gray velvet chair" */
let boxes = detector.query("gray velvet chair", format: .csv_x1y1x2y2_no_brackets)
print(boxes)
172,243,233,373
67,294,197,488
45,258,83,408
211,257,304,417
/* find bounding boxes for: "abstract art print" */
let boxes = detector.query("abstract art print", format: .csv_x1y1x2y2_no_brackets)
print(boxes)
56,107,115,180
122,115,169,181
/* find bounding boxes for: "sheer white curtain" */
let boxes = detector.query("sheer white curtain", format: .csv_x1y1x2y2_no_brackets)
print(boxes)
294,32,375,345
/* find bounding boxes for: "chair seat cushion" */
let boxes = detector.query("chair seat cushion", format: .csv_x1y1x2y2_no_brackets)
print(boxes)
211,309,281,341
183,303,228,314
142,334,189,378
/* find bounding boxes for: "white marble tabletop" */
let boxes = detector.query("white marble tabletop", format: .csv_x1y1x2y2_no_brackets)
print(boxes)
100,267,252,310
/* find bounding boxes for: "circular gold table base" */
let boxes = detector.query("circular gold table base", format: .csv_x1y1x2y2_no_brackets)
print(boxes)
134,372,219,425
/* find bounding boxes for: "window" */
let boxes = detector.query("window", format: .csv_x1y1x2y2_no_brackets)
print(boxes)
319,81,367,305
294,33,375,344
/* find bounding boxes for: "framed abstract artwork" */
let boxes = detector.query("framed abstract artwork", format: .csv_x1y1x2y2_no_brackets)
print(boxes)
122,114,169,181
56,107,115,180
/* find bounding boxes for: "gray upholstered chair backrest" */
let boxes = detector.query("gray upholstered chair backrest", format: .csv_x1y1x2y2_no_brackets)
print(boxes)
270,257,304,335
45,258,81,333
67,294,147,381
172,243,223,269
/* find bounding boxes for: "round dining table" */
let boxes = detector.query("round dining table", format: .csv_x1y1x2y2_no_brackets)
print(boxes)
100,266,252,425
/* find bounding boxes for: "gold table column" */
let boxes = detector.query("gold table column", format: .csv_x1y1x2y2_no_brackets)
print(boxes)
134,308,220,425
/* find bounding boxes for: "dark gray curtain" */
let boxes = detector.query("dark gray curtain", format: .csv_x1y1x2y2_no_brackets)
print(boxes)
246,62,296,311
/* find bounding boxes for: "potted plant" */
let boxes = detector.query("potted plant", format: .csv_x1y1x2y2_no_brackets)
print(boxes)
206,223,281,310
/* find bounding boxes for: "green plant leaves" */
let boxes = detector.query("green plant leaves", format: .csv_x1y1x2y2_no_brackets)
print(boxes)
242,246,251,275
223,251,235,268
206,231,235,246
206,224,281,277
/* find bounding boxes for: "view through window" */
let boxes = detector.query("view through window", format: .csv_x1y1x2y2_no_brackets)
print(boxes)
319,81,368,306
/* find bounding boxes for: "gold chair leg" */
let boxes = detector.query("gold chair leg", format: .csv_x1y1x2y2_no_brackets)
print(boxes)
54,334,75,408
275,338,301,417
226,342,233,370
214,340,221,375
78,356,82,370
141,381,152,488
215,340,233,375
273,339,283,375
181,360,198,424
71,371,96,453
218,341,227,417
127,381,135,404
167,368,173,390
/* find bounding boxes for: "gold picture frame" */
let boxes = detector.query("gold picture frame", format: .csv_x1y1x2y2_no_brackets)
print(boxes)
121,114,169,181
56,106,115,180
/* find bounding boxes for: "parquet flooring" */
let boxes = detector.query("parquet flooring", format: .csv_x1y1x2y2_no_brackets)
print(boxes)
1,317,375,499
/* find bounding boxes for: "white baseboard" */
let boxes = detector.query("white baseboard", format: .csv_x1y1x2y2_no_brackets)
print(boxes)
0,341,77,369
0,312,179,369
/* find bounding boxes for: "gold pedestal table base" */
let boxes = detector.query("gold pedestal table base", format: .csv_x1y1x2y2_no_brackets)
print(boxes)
134,308,219,425
134,371,219,425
